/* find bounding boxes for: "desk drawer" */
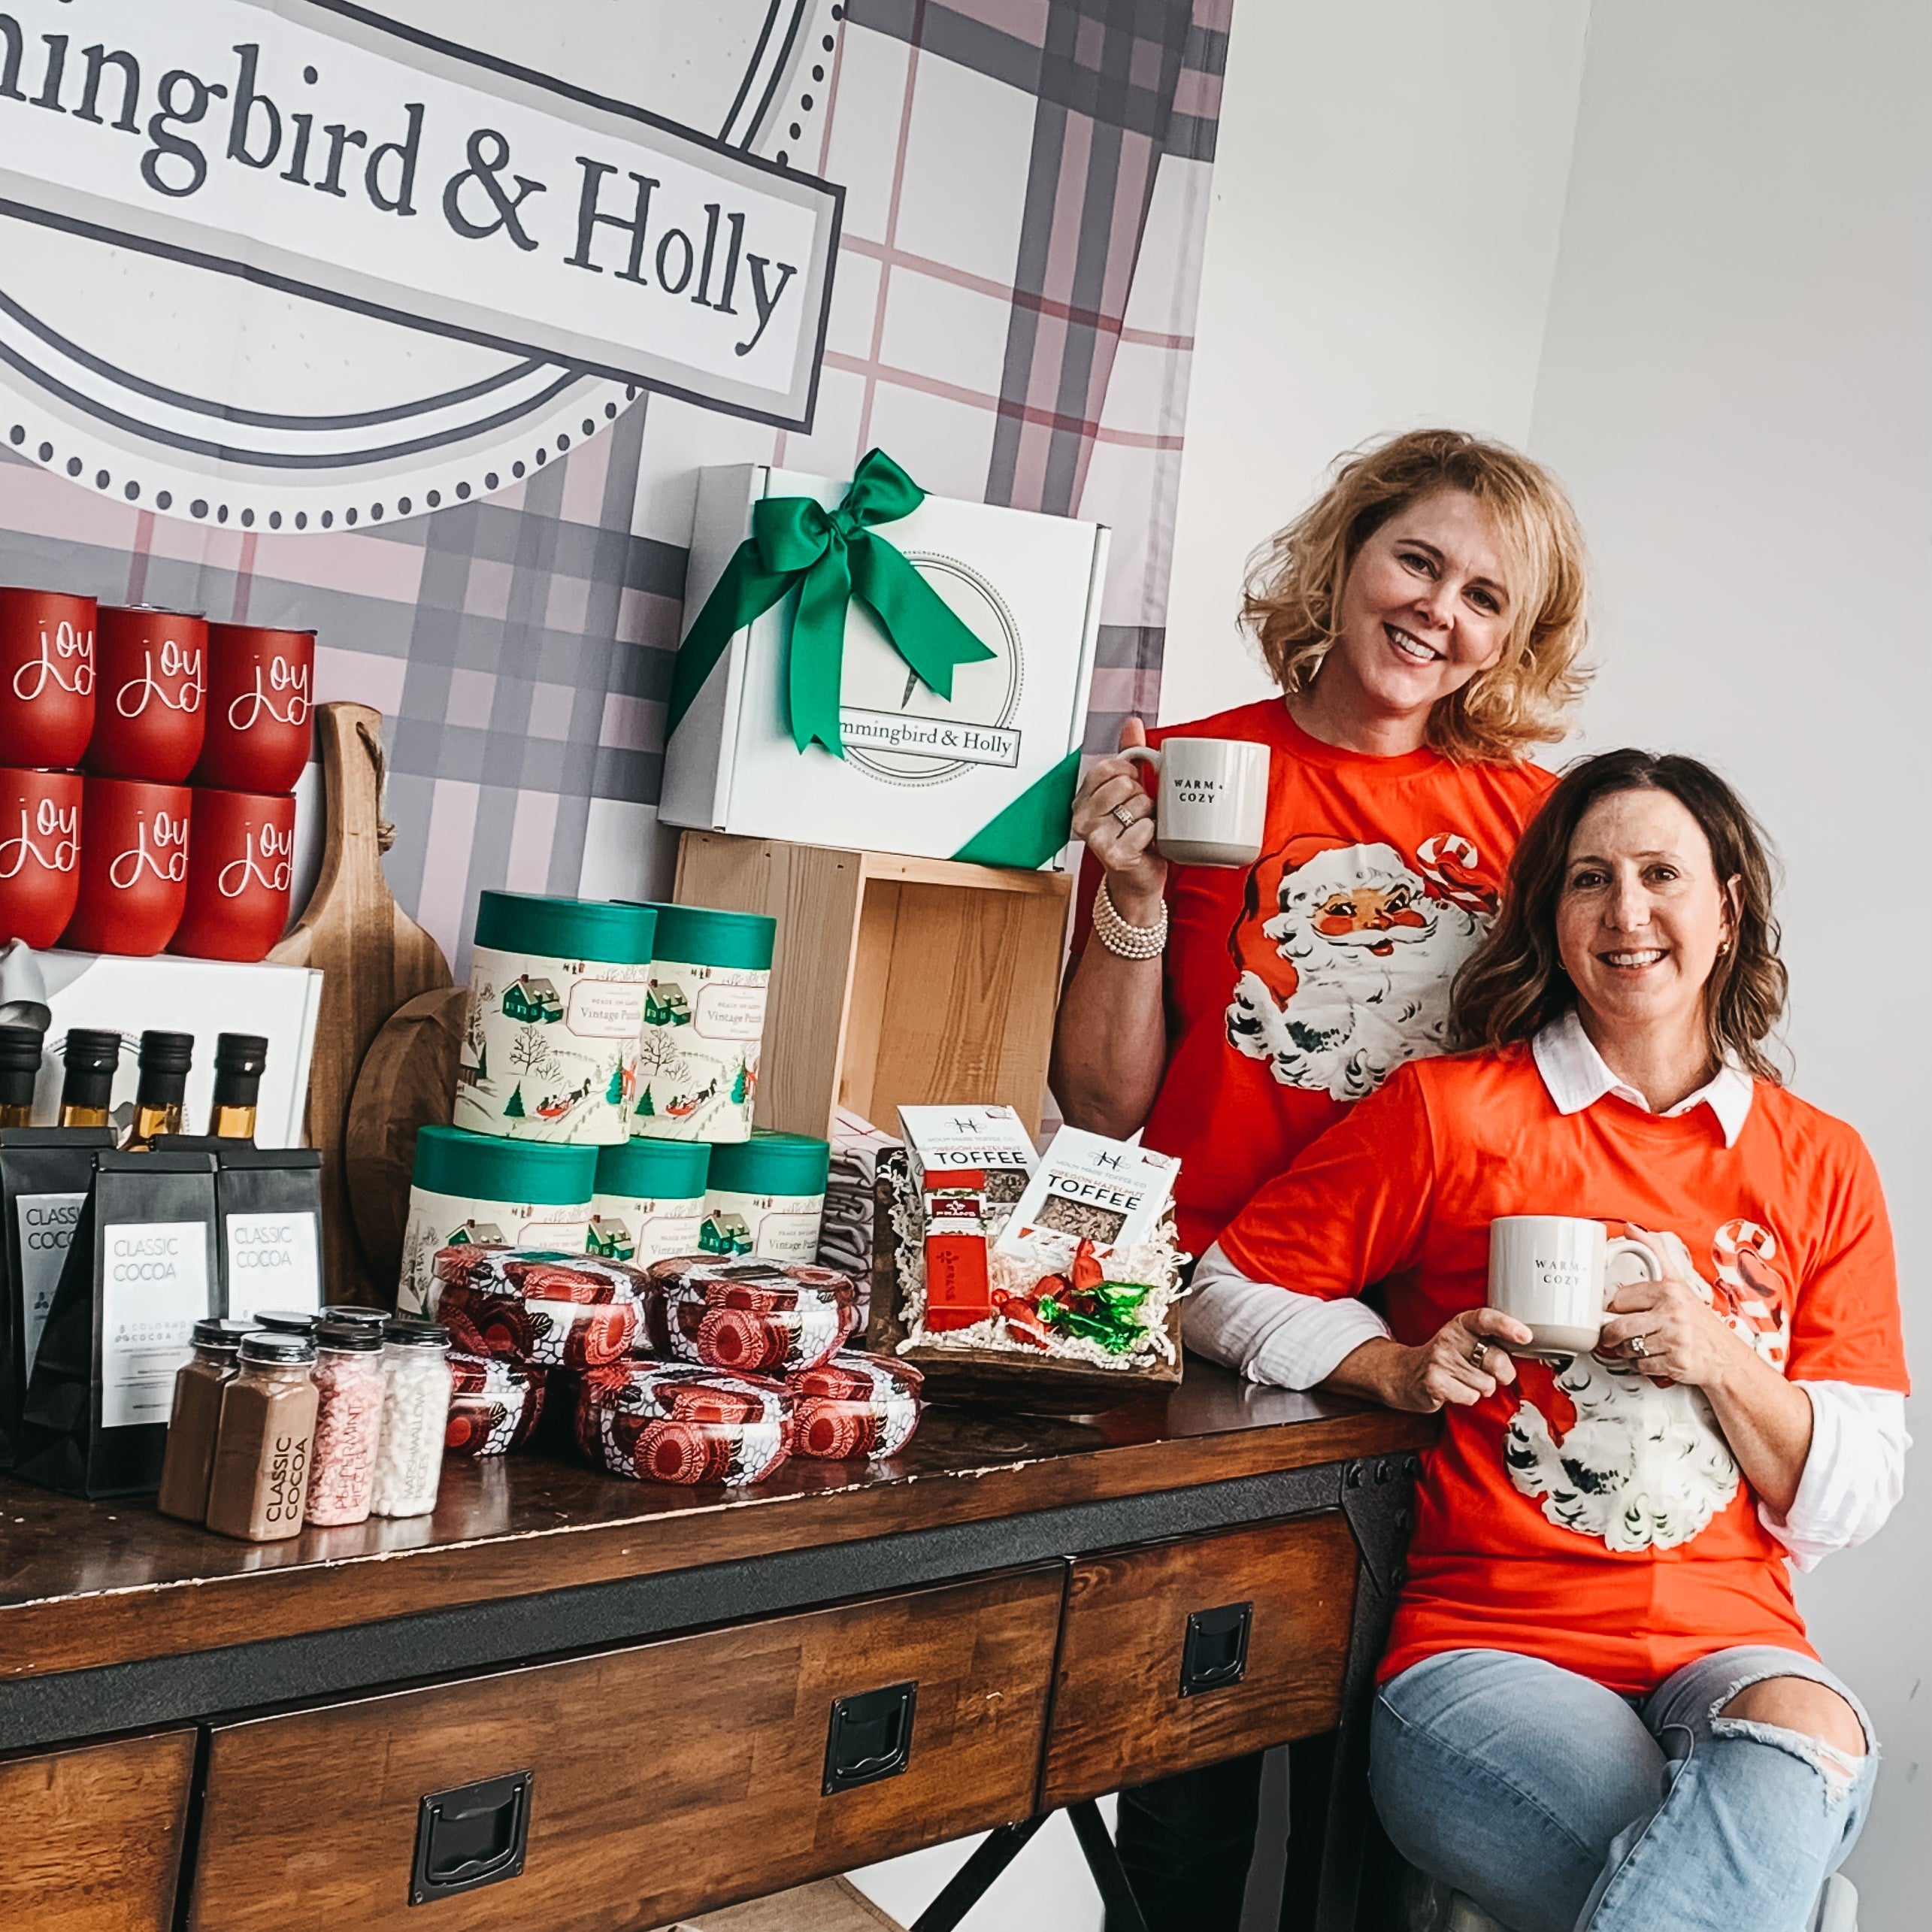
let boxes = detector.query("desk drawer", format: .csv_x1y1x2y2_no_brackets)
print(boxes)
0,1729,195,1930
186,1565,1063,1932
1042,1513,1357,1806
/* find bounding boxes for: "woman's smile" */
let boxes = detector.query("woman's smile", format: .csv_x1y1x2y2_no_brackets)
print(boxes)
1382,621,1445,666
1599,945,1670,971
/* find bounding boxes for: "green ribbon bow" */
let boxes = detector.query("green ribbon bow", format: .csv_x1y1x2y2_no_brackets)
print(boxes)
668,447,997,758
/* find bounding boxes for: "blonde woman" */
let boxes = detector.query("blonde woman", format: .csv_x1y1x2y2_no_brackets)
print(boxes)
1049,428,1591,1930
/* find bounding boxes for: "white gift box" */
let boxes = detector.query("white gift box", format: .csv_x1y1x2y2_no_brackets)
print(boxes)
1,946,322,1145
661,463,1108,863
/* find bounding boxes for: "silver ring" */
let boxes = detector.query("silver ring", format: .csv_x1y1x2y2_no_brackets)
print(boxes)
1110,804,1138,831
1628,1334,1647,1359
1470,1340,1488,1371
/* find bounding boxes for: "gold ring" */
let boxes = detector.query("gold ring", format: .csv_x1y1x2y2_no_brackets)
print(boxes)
1470,1340,1488,1371
1111,804,1137,831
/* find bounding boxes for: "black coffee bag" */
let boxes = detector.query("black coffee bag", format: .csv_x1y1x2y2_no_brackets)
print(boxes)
0,1128,115,1469
17,1151,221,1497
160,1139,325,1319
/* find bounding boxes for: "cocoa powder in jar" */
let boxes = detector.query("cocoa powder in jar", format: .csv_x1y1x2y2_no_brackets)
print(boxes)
204,1331,317,1543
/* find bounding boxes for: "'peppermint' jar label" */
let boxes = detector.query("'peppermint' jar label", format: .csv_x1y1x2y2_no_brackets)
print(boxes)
455,943,649,1146
397,1185,592,1315
587,1190,707,1265
699,1188,824,1264
631,958,768,1144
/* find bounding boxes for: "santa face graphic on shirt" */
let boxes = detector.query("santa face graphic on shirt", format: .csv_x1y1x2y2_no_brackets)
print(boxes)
1504,1223,1794,1551
1225,836,1495,1101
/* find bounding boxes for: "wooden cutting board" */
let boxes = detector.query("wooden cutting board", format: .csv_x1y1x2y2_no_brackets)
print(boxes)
343,984,469,1286
270,702,453,1303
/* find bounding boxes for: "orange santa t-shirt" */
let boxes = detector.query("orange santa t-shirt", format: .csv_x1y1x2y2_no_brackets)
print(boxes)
1074,700,1555,1256
1217,1046,1909,1694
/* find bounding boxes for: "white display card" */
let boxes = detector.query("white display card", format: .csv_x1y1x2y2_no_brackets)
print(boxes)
226,1210,322,1322
101,1220,213,1429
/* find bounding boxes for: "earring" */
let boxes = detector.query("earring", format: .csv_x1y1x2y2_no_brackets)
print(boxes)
1718,940,1731,957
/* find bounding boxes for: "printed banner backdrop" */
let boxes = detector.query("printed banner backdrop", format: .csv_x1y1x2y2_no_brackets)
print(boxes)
0,0,1229,973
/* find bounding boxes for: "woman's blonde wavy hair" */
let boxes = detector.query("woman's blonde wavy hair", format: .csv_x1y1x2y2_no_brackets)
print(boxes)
1243,428,1591,764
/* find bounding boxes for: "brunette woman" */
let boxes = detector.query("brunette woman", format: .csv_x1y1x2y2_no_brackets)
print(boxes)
1191,751,1906,1932
1051,428,1590,1927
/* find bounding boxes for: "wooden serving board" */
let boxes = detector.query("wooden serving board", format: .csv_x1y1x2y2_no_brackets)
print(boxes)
269,704,452,1303
343,985,468,1289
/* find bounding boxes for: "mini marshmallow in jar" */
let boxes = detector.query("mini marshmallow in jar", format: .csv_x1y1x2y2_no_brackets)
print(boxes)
370,1318,454,1518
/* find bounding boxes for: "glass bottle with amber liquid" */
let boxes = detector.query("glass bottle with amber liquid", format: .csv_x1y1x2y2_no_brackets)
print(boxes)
124,1031,194,1151
57,1029,123,1130
206,1033,268,1141
0,1024,44,1128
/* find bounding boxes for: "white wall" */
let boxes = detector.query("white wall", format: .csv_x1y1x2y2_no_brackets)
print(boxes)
1162,2,1928,1926
1159,0,1591,728
1528,5,1931,1924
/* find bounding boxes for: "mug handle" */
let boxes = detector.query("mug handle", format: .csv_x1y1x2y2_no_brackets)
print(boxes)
1603,1236,1662,1305
1120,746,1162,774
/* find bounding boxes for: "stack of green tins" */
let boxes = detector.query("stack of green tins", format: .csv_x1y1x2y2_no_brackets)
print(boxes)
621,900,831,1264
395,892,655,1308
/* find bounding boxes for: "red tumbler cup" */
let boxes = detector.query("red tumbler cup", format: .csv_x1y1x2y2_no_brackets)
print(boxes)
88,606,207,783
169,787,295,962
0,588,95,768
196,624,314,793
0,765,83,948
62,777,191,955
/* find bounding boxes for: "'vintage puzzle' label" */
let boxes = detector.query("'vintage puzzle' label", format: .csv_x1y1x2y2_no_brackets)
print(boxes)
631,957,769,1144
456,943,648,1146
587,1191,708,1265
397,1188,592,1315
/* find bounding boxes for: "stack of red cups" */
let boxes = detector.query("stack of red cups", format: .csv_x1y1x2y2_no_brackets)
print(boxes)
0,588,313,960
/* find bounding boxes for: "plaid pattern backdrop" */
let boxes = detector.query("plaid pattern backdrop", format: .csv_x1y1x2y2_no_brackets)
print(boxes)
0,0,1228,974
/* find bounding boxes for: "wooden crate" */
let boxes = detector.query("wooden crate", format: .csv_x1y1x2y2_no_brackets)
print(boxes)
674,833,1073,1144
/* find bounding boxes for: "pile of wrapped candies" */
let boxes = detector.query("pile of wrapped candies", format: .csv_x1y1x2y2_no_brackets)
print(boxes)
425,1243,922,1484
994,1237,1158,1355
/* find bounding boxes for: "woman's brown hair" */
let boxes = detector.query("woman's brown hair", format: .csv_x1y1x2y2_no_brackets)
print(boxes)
1452,749,1788,1081
1243,427,1591,764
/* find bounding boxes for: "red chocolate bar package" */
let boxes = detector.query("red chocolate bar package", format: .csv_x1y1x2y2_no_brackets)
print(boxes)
444,1353,544,1458
786,1352,924,1461
576,1360,792,1486
432,1246,643,1368
641,1257,858,1376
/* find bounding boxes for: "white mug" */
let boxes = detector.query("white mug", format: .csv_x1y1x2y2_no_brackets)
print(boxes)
1122,737,1270,868
1487,1216,1661,1358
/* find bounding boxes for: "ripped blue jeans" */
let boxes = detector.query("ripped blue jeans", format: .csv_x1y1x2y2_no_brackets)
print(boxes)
1370,1646,1876,1932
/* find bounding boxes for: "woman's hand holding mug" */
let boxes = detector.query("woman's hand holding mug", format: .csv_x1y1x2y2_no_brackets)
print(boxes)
1597,1231,1759,1390
1376,1307,1535,1413
1070,716,1167,921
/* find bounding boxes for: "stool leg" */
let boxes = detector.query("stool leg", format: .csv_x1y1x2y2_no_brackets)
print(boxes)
1067,1800,1150,1932
910,1815,1047,1932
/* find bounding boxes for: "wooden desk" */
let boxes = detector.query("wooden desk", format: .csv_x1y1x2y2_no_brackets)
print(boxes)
0,1365,1433,1932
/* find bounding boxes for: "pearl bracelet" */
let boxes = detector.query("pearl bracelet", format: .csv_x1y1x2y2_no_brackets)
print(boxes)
1092,878,1168,959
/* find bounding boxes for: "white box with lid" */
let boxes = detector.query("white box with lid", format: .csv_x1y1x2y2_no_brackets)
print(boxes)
660,463,1108,864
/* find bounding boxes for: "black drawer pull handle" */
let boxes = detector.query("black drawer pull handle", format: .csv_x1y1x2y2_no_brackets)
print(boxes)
410,1772,533,1906
824,1680,919,1794
1180,1601,1253,1697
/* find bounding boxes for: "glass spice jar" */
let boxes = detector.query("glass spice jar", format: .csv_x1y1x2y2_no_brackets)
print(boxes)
303,1319,387,1527
156,1316,255,1523
204,1331,318,1543
370,1318,453,1518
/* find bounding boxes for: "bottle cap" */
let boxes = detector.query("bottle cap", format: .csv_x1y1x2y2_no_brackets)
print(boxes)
251,1308,318,1333
192,1316,256,1352
62,1029,123,1073
214,1034,269,1077
138,1031,195,1075
239,1331,316,1366
0,1024,44,1076
314,1319,383,1352
383,1316,450,1349
316,1304,387,1326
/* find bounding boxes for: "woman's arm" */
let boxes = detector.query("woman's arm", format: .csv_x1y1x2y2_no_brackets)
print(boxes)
1049,719,1171,1137
1599,1247,1815,1514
